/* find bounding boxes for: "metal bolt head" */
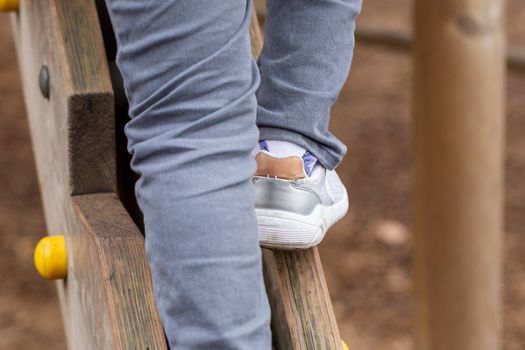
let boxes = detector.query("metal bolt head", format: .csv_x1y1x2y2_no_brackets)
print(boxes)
39,65,50,99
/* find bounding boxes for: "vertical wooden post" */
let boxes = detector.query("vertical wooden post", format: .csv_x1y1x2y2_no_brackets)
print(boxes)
413,1,505,349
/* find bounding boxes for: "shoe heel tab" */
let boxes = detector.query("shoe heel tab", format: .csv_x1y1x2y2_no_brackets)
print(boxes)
255,153,306,180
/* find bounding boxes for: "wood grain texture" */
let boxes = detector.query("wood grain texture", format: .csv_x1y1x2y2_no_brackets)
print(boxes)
68,193,167,350
14,0,115,197
263,249,343,350
413,0,504,349
11,0,167,348
56,0,116,195
250,10,343,350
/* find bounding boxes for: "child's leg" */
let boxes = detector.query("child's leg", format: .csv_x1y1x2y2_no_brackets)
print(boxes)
105,1,271,349
253,0,361,249
257,0,362,170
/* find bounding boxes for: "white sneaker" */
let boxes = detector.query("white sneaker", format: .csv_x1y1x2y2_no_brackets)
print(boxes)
253,152,349,249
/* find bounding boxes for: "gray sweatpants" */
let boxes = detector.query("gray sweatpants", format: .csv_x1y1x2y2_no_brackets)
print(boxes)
105,0,361,348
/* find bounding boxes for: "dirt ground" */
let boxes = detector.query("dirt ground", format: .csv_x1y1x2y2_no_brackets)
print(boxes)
1,1,524,349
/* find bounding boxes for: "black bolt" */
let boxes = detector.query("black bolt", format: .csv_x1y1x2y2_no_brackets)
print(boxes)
39,65,50,99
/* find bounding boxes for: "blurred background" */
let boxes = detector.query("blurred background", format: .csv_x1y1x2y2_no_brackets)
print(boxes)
1,0,524,349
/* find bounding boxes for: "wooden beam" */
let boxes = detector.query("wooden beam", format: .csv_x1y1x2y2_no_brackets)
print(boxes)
11,0,167,348
355,25,412,49
250,9,344,350
413,1,504,349
355,25,525,71
65,193,166,349
12,0,115,197
263,249,343,350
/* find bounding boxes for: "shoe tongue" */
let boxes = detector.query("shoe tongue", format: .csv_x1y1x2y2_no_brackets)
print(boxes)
302,151,317,177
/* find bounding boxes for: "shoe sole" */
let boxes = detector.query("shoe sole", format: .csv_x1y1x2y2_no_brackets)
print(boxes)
256,188,349,250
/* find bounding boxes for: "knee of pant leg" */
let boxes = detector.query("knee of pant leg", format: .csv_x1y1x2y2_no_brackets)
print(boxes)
109,0,257,117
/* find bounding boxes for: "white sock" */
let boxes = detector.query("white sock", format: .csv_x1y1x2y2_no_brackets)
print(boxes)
264,140,306,158
252,140,305,158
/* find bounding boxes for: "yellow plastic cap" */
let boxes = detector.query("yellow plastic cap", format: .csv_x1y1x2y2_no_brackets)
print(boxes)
34,235,67,280
0,0,18,12
342,340,350,350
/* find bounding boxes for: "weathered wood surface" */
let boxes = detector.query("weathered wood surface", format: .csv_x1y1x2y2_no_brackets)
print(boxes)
11,0,167,348
15,0,115,196
263,249,343,350
67,193,166,349
413,0,504,349
250,9,344,350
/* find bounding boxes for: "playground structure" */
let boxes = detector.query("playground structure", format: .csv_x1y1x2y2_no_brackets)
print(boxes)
3,0,505,349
